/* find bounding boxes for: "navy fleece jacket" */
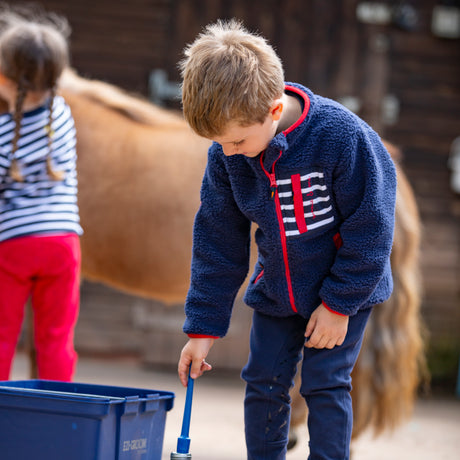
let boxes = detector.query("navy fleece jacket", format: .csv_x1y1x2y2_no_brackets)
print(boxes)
184,83,397,338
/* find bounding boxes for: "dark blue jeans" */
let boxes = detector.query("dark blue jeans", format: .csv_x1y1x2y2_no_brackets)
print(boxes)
241,308,371,460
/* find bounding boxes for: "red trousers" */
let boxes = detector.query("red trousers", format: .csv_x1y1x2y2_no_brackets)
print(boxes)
0,234,81,381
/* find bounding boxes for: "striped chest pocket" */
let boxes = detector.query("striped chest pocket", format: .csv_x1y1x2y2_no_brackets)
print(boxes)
277,171,334,237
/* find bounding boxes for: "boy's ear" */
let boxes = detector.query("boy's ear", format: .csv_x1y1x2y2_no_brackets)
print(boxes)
270,99,283,121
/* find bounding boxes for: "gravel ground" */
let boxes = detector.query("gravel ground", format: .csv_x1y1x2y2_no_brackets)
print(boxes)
10,352,460,460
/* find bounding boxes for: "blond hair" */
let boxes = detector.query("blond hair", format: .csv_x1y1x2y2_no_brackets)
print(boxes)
0,4,70,181
180,19,284,138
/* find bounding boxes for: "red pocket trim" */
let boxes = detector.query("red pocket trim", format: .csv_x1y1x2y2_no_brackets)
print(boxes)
292,174,308,234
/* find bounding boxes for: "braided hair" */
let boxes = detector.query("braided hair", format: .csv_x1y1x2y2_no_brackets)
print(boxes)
0,5,70,181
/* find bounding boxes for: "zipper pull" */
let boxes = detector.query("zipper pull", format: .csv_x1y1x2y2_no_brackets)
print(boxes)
269,174,277,200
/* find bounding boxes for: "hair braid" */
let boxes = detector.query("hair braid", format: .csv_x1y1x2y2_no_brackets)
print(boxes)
45,87,64,181
9,80,28,181
0,5,70,182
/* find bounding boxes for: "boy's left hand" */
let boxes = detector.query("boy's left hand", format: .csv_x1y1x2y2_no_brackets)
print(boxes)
304,303,349,349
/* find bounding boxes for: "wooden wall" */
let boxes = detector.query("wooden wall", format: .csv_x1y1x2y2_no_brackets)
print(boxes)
33,0,173,94
15,0,459,378
384,4,460,340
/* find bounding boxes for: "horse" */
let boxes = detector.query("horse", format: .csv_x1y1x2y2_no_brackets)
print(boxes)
59,69,211,303
3,69,427,441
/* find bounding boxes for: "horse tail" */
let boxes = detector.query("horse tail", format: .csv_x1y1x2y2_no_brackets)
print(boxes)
351,148,428,438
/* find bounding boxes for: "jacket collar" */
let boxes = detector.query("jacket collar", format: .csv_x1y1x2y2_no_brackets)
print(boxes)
262,83,312,167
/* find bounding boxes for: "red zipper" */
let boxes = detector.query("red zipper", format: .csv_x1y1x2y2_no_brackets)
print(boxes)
259,150,298,313
255,84,310,314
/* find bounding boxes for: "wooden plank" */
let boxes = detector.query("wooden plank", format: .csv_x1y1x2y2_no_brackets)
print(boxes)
392,32,460,61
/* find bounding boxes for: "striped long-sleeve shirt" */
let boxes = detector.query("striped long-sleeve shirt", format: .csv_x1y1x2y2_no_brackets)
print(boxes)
0,95,83,242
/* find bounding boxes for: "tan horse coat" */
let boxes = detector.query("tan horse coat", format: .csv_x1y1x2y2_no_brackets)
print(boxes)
60,70,211,303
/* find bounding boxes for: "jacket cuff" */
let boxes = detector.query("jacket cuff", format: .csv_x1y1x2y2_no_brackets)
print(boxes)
322,301,348,317
187,334,220,339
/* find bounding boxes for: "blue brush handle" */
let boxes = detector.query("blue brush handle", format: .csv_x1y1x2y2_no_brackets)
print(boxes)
176,371,194,454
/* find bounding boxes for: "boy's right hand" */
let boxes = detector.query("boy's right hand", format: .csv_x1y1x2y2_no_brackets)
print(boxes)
178,337,215,387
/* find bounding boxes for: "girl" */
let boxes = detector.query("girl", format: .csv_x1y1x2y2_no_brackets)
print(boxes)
0,5,82,381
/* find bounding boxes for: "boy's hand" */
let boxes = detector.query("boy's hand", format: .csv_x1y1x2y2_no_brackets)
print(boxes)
305,303,349,349
178,337,215,387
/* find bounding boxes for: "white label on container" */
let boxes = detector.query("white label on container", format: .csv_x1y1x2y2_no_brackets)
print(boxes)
122,438,147,452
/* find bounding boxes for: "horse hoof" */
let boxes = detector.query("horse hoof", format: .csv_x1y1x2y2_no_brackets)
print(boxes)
287,428,298,450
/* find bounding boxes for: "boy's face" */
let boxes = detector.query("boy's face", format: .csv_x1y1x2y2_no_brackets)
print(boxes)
211,101,282,158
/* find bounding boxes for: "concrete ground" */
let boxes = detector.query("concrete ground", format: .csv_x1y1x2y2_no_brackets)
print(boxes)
10,352,460,460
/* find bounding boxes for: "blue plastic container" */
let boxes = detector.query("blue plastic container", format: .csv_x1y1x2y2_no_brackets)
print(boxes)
0,379,174,460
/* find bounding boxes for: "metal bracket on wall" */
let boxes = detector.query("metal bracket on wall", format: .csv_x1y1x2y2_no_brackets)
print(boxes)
431,5,460,39
337,93,400,125
357,2,419,30
449,136,460,194
357,2,393,25
149,69,181,106
381,94,400,126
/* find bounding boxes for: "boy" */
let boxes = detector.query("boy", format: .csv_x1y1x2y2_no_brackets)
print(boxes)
177,20,396,460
